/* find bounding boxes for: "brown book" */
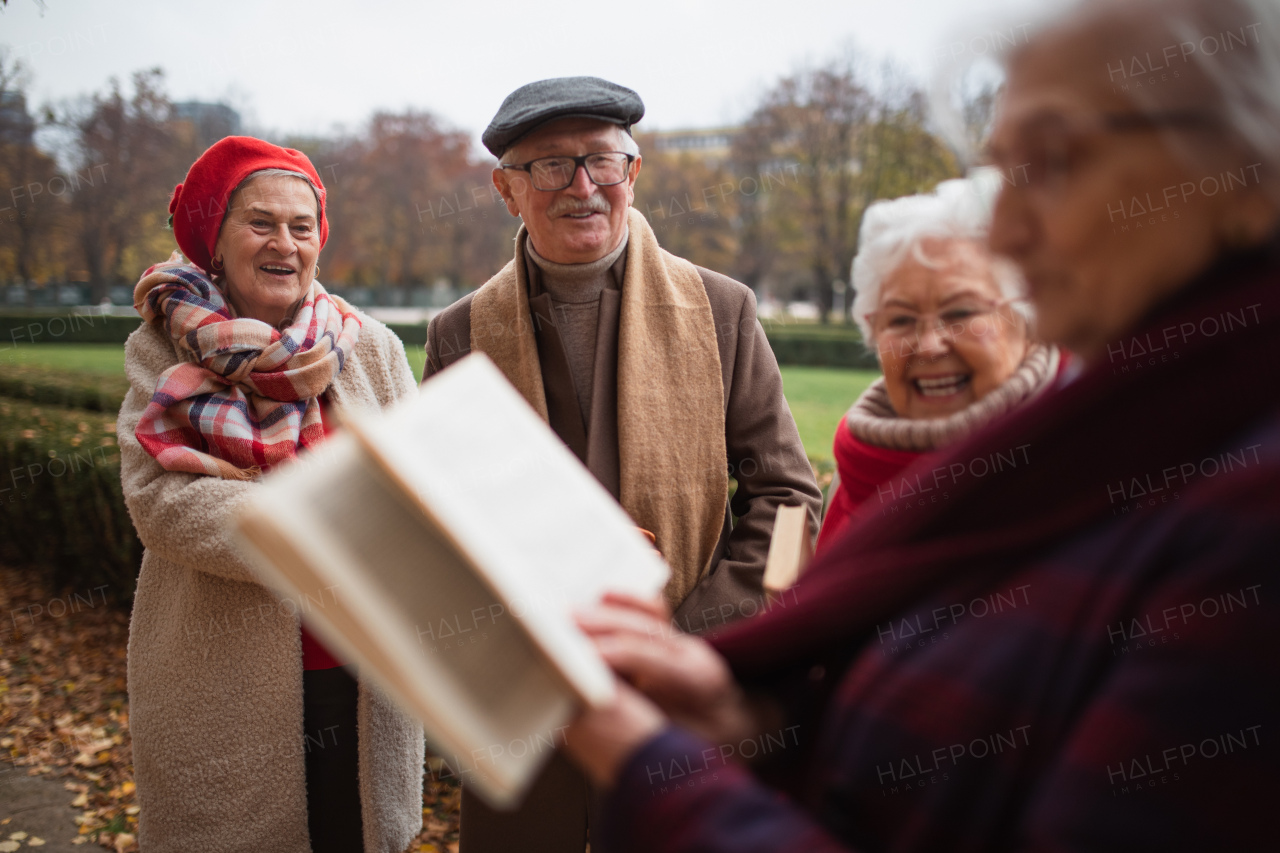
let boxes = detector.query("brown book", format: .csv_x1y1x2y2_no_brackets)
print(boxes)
763,504,812,596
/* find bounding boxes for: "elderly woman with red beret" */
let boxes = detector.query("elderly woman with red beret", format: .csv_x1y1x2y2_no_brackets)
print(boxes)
118,137,423,853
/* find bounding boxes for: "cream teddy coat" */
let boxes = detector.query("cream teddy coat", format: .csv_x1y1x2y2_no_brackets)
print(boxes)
118,313,425,853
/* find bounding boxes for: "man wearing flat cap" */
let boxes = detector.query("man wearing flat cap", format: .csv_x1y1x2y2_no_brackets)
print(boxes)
423,76,821,852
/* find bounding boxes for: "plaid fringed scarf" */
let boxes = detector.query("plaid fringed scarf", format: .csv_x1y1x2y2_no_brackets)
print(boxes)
133,252,362,480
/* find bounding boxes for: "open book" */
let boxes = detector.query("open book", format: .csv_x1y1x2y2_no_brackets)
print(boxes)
232,354,670,809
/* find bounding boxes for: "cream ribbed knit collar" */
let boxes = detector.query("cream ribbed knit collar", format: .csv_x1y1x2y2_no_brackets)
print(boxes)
845,343,1060,452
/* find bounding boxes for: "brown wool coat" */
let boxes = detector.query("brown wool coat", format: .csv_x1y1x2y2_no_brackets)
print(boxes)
429,220,823,853
118,315,425,853
425,225,823,636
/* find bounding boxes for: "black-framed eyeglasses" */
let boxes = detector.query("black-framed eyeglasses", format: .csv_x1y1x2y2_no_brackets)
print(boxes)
499,152,636,192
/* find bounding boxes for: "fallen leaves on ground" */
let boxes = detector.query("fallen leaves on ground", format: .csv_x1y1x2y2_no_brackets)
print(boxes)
2,564,462,852
0,564,134,851
414,775,461,852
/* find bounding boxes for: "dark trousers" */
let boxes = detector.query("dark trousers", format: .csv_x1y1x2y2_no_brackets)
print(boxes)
460,751,604,853
303,666,364,853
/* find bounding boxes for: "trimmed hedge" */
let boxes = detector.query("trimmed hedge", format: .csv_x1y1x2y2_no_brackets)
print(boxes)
0,318,869,602
0,397,140,600
0,312,143,346
388,323,428,347
760,320,880,369
1,312,879,369
0,308,872,604
760,319,867,338
0,363,130,413
765,334,878,369
384,320,881,368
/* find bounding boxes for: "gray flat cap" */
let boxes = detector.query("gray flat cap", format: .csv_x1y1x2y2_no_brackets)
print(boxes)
482,76,645,158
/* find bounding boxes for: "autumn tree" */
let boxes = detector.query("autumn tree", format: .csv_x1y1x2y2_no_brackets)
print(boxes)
722,122,785,293
0,50,68,289
735,56,959,323
1,136,63,285
319,110,510,295
0,52,969,311
630,132,739,274
54,69,192,302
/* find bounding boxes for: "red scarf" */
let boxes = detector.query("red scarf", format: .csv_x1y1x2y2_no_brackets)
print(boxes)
714,239,1280,671
816,419,921,553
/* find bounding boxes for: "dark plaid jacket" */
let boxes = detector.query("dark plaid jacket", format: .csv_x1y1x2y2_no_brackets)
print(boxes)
601,413,1279,853
597,242,1280,853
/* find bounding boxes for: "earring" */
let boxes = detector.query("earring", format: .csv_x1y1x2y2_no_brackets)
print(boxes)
210,256,225,273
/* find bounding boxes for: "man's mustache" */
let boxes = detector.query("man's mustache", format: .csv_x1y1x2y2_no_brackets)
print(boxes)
547,195,612,218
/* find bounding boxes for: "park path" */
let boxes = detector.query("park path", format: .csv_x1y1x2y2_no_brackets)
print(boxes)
0,759,82,851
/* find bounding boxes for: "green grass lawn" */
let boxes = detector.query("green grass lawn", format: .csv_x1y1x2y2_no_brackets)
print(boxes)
779,366,878,464
5,344,878,462
405,346,428,383
1,342,127,374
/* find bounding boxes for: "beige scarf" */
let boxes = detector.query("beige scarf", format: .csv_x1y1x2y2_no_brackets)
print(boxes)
470,207,727,608
846,343,1060,452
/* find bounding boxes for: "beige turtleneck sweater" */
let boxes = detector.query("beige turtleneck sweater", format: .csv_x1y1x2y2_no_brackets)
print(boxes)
525,229,628,426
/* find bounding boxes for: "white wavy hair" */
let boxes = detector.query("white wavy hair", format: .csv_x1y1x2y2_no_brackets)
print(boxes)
850,167,1030,347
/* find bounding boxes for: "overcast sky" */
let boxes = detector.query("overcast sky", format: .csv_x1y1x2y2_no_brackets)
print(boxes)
2,0,1041,145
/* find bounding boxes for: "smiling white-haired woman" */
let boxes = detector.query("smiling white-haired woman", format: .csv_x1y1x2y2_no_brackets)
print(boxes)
818,169,1063,549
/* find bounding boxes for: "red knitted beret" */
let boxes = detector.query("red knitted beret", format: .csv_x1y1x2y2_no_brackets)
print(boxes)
168,136,328,273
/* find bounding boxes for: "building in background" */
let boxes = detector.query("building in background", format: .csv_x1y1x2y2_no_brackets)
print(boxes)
0,90,36,146
645,127,737,164
172,101,241,149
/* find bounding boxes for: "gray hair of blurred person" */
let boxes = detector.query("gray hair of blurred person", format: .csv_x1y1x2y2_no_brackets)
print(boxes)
934,0,1280,202
498,124,641,166
850,167,1033,347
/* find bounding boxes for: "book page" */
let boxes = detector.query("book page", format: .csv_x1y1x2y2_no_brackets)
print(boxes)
352,354,672,708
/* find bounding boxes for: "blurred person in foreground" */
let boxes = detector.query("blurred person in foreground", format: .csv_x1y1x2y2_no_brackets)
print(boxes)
560,1,1280,850
118,137,423,853
818,171,1062,551
423,76,821,852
